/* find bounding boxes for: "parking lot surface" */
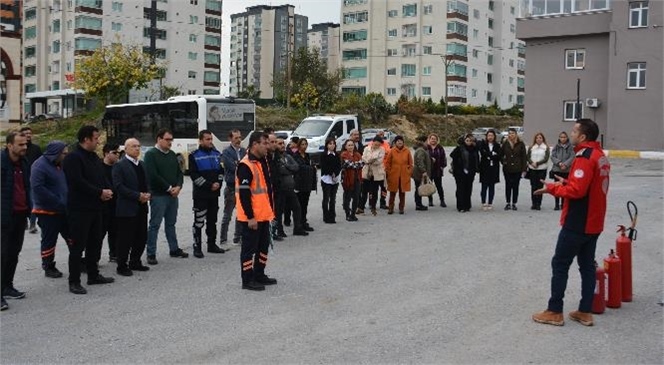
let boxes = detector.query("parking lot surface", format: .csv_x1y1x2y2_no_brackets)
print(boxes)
1,158,662,364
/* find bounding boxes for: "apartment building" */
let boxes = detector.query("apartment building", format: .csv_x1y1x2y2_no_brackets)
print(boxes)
307,22,341,73
1,0,22,122
339,0,525,108
229,5,308,99
21,0,223,117
516,0,663,150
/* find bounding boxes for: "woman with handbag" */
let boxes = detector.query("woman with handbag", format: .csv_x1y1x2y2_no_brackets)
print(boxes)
501,128,527,211
340,140,363,221
527,132,550,210
361,136,386,216
384,135,413,215
293,138,316,231
412,136,432,211
549,131,574,210
426,133,448,208
450,134,480,212
478,129,502,210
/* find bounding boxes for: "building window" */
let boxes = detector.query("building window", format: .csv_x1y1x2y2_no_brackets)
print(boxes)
388,10,398,17
188,90,197,95
190,15,199,24
629,2,648,28
144,28,167,40
487,54,493,65
627,62,646,89
112,1,123,11
423,66,432,75
517,95,524,105
487,92,493,102
387,49,398,56
510,6,515,14
204,89,218,95
518,77,525,88
188,52,198,60
447,0,468,15
401,64,416,77
387,88,397,96
473,9,480,18
424,4,433,14
510,24,516,33
509,76,514,84
190,0,198,4
345,67,367,79
25,46,36,58
422,87,432,96
387,68,397,76
53,20,61,33
509,59,514,67
206,0,222,12
471,89,477,98
472,49,479,58
344,49,368,60
403,4,417,17
206,16,222,29
204,71,220,82
402,24,417,37
76,0,103,8
52,81,60,91
423,25,433,34
205,52,220,64
343,11,369,24
564,101,584,121
52,41,61,53
487,73,493,83
447,21,468,36
343,0,369,7
204,35,221,46
423,46,433,55
25,84,36,94
343,30,368,42
388,29,397,37
446,42,466,56
565,49,585,69
189,34,197,43
188,71,197,79
25,26,37,39
25,66,36,77
473,29,479,39
25,7,37,20
111,22,122,31
488,18,494,29
472,69,478,78
75,16,102,31
488,0,494,11
488,37,494,47
74,38,101,51
447,64,466,77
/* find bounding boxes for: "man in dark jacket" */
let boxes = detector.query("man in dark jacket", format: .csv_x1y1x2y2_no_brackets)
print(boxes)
113,138,152,276
101,143,120,262
30,141,70,279
20,126,41,233
189,130,225,258
274,138,307,237
219,129,246,247
1,132,30,310
63,126,115,295
266,133,282,241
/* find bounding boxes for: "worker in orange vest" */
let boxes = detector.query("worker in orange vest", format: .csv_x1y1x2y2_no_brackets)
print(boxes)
235,132,276,291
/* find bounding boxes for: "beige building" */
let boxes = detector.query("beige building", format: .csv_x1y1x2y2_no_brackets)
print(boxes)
229,5,308,99
339,0,525,108
21,0,223,117
1,0,22,122
517,0,663,150
308,22,341,73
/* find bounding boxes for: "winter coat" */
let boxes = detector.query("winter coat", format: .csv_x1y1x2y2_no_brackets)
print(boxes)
427,144,447,178
501,138,527,174
550,142,575,174
1,148,32,226
527,143,550,171
478,140,502,184
276,151,299,192
320,150,342,180
293,152,316,193
385,146,413,192
26,141,42,166
221,145,246,186
188,145,223,200
361,146,385,181
63,144,110,212
412,146,432,181
450,144,479,177
30,141,68,214
340,151,363,191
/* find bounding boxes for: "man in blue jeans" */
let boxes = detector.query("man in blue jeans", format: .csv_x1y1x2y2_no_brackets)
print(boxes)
532,119,610,327
144,129,188,265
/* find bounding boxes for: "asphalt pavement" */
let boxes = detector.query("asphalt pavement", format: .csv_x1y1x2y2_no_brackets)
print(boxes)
0,158,662,364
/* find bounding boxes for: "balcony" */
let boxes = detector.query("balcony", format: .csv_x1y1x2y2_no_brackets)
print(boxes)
204,81,220,87
447,97,467,103
517,86,525,92
446,76,467,82
447,33,468,42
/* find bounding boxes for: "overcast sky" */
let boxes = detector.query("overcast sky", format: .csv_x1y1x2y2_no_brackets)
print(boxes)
220,0,342,94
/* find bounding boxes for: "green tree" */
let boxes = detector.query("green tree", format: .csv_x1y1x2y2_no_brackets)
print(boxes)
74,43,160,104
271,47,344,110
237,85,261,100
160,85,182,100
364,93,391,123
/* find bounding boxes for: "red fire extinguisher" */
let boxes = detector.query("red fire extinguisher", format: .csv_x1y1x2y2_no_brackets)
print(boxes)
604,249,622,309
592,261,606,314
616,201,638,302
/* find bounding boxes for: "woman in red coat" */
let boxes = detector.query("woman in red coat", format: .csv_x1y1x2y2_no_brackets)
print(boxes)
340,140,363,221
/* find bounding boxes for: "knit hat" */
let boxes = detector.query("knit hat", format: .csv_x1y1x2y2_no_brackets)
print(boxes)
43,141,67,162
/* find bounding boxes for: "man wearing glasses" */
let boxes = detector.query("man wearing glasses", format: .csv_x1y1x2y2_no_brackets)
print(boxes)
144,129,188,265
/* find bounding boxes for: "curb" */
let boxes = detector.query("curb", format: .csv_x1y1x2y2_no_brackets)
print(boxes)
604,150,664,160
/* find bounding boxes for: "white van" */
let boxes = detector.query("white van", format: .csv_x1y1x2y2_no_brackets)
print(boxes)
291,114,361,164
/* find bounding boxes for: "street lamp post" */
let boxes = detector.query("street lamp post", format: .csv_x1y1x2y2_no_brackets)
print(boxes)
438,54,456,116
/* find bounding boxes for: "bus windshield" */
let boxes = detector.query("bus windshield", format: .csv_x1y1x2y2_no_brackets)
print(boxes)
293,119,332,137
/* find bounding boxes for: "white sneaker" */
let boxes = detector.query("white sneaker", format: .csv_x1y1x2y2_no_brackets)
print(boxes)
482,204,488,211
488,204,493,210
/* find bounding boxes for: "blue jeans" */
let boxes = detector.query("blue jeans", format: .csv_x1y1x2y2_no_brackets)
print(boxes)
547,228,599,313
146,195,180,256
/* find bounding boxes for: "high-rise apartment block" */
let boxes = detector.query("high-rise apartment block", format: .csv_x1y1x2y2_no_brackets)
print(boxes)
229,5,308,99
21,0,223,117
517,0,663,150
339,0,525,108
307,22,341,73
1,0,22,122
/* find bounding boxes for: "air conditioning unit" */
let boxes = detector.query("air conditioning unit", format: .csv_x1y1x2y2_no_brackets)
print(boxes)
586,98,601,108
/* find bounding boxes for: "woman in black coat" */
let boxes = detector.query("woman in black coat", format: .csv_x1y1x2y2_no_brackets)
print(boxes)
450,134,479,212
319,137,342,223
478,129,502,210
293,138,316,231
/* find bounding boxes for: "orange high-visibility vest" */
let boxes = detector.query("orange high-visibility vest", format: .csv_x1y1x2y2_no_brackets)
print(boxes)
235,156,274,222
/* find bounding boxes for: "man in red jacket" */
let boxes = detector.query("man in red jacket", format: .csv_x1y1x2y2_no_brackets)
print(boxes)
532,119,610,327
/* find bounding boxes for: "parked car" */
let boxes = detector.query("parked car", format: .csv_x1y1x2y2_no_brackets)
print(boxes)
362,128,396,145
28,113,62,123
274,130,293,141
499,126,525,141
471,127,497,141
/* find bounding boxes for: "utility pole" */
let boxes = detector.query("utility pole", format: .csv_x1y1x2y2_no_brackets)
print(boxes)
439,55,456,115
286,15,294,109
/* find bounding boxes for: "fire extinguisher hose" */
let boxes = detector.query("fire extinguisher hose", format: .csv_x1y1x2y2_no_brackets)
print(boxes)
627,201,638,241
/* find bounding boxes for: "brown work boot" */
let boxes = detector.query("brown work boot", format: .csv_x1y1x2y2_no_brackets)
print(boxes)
569,310,594,326
532,310,564,326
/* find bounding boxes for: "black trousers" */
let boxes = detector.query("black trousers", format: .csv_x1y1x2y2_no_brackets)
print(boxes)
504,172,522,204
276,190,302,232
413,179,424,207
363,179,380,210
240,221,270,282
296,191,311,226
321,182,339,221
36,213,70,269
193,198,219,246
428,175,445,204
67,210,103,284
1,212,28,292
115,211,148,269
455,174,475,211
342,182,361,216
551,172,569,207
529,169,547,208
102,209,117,257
